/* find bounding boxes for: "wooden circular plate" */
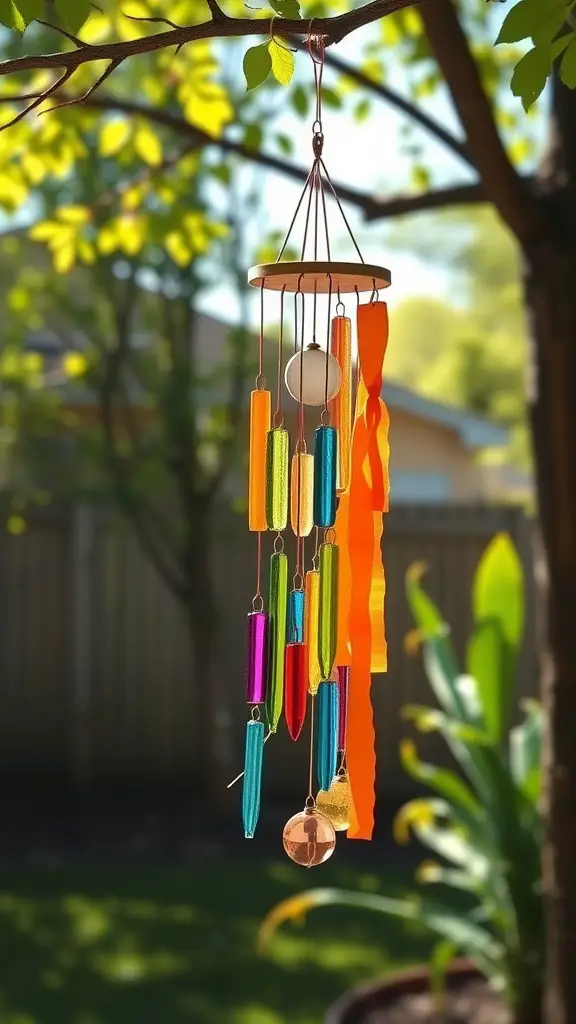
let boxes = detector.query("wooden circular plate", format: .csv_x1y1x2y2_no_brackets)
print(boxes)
247,260,391,295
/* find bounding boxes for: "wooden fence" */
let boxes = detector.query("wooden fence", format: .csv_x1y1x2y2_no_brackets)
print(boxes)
0,504,537,798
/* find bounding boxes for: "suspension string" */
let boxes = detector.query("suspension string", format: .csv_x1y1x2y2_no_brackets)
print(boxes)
319,157,365,264
323,273,333,422
276,165,315,263
274,286,286,426
306,694,316,806
256,280,265,387
252,531,263,612
319,169,332,262
300,160,317,261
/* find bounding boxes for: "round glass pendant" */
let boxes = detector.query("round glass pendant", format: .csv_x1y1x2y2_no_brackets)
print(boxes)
282,807,336,867
316,771,352,832
285,344,342,406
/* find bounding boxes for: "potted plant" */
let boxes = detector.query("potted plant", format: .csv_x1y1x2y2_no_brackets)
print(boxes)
261,534,543,1024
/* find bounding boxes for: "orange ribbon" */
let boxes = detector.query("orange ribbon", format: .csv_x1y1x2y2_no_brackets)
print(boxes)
346,302,389,840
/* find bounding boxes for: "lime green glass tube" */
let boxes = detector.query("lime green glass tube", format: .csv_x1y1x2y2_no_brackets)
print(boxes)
267,551,288,732
266,428,289,532
318,542,339,682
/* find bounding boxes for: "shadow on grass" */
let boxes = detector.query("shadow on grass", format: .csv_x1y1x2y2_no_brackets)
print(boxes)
0,859,432,1024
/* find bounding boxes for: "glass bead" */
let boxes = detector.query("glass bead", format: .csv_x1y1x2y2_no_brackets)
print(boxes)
282,808,336,867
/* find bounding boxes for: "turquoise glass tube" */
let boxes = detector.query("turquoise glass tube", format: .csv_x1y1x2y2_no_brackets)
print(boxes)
316,681,339,792
313,426,337,528
267,551,288,733
242,719,265,839
287,588,305,644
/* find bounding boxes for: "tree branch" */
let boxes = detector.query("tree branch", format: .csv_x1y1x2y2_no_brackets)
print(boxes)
418,0,546,247
80,93,378,213
364,181,489,220
318,48,475,169
0,0,428,91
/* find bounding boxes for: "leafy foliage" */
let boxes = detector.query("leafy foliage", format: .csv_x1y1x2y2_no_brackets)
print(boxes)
261,535,544,1020
496,0,576,110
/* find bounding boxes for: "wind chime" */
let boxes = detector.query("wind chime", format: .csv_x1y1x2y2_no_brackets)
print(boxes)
239,36,391,866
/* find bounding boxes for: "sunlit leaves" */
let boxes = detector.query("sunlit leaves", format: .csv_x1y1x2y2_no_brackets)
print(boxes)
510,46,552,112
0,0,26,31
178,43,233,136
134,122,163,166
243,43,272,91
268,38,295,86
99,119,131,157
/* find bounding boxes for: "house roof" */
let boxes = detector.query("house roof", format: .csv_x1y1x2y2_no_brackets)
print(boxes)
383,381,509,450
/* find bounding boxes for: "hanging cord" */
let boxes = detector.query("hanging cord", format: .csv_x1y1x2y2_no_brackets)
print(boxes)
256,280,266,389
322,273,333,425
305,694,316,809
252,532,263,613
274,286,287,426
294,276,307,590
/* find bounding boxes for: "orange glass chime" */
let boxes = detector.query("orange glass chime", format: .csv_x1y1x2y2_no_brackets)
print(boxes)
238,36,391,863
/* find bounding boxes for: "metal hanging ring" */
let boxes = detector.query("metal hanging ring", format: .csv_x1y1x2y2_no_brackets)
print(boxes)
255,372,267,391
252,593,264,613
293,570,304,593
274,533,284,554
251,705,261,722
336,300,345,317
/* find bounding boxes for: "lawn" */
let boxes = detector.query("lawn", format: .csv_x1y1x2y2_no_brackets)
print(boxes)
0,854,430,1024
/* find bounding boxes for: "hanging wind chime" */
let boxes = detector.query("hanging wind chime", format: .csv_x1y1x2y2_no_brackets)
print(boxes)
237,36,391,867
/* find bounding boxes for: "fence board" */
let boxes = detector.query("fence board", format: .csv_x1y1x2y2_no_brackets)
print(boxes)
0,504,537,797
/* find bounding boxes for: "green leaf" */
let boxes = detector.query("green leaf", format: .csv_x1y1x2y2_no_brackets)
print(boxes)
0,0,25,31
321,85,342,108
496,0,567,45
412,164,431,191
259,888,505,982
470,534,524,739
276,133,294,156
402,705,491,746
291,84,309,117
354,98,370,122
510,700,543,803
510,46,551,111
54,0,91,33
268,38,295,86
13,0,43,25
243,43,272,91
243,123,263,152
560,35,576,88
400,738,484,820
269,0,301,16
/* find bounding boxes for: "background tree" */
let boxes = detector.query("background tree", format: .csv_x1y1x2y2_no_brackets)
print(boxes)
0,1,576,1021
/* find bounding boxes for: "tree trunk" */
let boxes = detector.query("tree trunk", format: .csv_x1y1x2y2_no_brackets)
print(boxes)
525,69,576,1024
525,246,576,1024
186,506,235,811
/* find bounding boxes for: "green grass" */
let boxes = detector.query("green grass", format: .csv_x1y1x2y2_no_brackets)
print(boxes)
0,857,430,1024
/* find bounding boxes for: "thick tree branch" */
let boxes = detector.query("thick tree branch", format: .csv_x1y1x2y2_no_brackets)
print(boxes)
418,0,546,247
0,0,427,87
364,181,490,219
319,48,475,169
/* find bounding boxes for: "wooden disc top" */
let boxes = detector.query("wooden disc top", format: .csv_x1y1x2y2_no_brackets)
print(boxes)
247,260,391,295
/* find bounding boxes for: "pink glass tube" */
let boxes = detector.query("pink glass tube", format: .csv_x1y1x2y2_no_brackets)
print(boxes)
245,611,268,704
337,665,349,750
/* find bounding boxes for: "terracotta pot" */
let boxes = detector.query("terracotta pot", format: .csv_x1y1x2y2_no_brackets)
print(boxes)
326,959,481,1024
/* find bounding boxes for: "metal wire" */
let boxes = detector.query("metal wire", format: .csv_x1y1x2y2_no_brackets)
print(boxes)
273,286,286,427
